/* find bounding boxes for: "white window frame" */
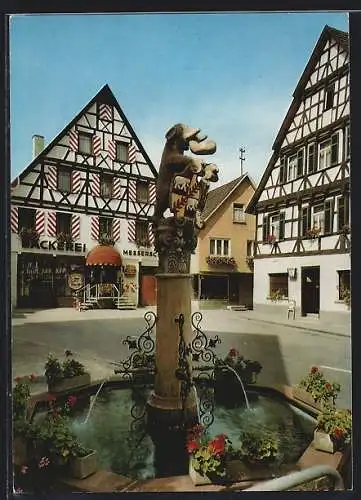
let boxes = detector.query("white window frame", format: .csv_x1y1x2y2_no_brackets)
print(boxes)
287,154,297,181
318,139,332,170
312,204,325,235
233,203,245,223
270,214,280,240
209,238,231,257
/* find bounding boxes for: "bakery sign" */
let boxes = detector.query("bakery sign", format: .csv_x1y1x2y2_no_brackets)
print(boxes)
22,240,87,253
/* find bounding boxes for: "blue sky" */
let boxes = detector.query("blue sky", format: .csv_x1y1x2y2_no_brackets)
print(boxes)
10,12,349,185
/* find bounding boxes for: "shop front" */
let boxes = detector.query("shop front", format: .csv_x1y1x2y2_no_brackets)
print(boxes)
17,252,85,308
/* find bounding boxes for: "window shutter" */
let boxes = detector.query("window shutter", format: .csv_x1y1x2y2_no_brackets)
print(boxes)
129,180,137,201
279,212,285,240
324,200,333,234
71,215,81,241
279,156,285,184
11,206,18,233
72,171,81,194
113,177,122,199
91,216,99,241
148,222,154,246
297,149,304,177
307,144,316,174
91,173,100,197
301,207,310,236
69,128,78,152
128,220,136,242
35,210,45,235
337,197,345,231
345,193,350,227
112,219,121,241
92,134,101,156
149,182,156,204
331,133,339,165
262,215,269,242
46,165,58,190
47,211,57,237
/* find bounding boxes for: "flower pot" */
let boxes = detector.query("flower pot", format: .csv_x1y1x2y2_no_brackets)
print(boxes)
69,450,98,479
13,436,28,466
47,373,91,393
189,461,212,485
313,430,335,454
292,386,324,411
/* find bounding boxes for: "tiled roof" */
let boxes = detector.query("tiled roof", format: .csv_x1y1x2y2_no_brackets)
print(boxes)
326,25,349,50
202,175,246,220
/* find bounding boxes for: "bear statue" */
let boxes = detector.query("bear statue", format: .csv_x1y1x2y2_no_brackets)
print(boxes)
153,123,218,222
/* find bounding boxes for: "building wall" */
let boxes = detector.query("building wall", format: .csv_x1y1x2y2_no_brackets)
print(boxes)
253,253,350,313
197,180,256,273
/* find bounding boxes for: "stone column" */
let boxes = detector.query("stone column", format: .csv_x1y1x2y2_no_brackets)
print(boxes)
147,218,198,432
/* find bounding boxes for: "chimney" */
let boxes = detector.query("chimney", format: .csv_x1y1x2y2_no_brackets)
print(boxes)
32,135,45,159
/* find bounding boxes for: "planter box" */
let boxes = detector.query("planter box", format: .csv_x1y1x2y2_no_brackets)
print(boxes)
226,459,276,482
189,461,212,485
69,450,98,479
292,386,324,411
13,436,28,466
48,373,91,393
313,430,335,454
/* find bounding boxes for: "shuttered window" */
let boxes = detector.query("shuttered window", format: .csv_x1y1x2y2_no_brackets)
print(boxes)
331,132,339,165
297,149,304,177
307,143,317,174
337,195,350,231
301,206,310,236
324,199,333,234
262,215,270,242
279,156,286,184
279,212,285,240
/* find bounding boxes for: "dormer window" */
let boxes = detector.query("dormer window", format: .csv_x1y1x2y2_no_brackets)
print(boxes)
324,84,335,111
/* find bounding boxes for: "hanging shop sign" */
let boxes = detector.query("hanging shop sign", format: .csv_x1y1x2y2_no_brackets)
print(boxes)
124,265,137,277
21,240,87,253
122,249,157,257
68,272,84,290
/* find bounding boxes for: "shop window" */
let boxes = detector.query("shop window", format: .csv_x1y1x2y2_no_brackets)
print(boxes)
233,203,245,223
100,173,113,198
338,270,350,300
136,181,149,203
135,220,149,246
116,141,128,162
58,167,72,193
269,273,288,299
99,217,113,238
78,133,92,155
56,213,72,235
18,208,36,232
209,238,230,256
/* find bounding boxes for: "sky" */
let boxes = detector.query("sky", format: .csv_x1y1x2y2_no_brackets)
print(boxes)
10,12,349,186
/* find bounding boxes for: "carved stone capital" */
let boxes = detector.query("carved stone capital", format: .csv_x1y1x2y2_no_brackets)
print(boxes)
152,217,198,273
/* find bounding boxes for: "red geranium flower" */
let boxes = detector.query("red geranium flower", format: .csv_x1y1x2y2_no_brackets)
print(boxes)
187,440,200,454
310,366,318,374
325,383,332,390
208,434,226,455
333,427,344,440
46,393,56,402
67,395,77,406
29,373,37,382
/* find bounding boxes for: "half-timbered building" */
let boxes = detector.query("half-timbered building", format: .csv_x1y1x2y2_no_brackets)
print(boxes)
246,26,350,321
11,84,158,309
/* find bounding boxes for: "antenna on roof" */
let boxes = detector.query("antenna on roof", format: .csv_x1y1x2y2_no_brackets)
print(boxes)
239,147,246,176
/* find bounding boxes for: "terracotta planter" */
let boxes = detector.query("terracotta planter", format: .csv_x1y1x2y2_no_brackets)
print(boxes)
292,386,324,411
48,373,91,393
69,450,98,479
189,461,212,485
313,430,335,454
13,436,28,466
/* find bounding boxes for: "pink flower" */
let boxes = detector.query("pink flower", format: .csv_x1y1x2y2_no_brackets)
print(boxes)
38,456,50,468
20,465,28,474
67,395,77,407
28,373,37,382
14,487,24,493
310,366,318,374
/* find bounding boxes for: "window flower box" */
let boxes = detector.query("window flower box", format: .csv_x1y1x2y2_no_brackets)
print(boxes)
313,430,335,454
189,460,213,485
206,256,237,266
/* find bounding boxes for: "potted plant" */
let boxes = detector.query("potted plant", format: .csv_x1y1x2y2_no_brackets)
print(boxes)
339,285,351,308
68,444,98,479
56,232,73,245
293,366,340,410
13,375,38,465
215,349,262,407
44,350,90,393
206,256,237,266
314,407,352,454
269,289,285,302
186,424,232,485
19,227,40,247
98,234,115,246
306,225,321,240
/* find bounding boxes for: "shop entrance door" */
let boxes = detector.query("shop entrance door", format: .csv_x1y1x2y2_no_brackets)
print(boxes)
301,266,320,316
